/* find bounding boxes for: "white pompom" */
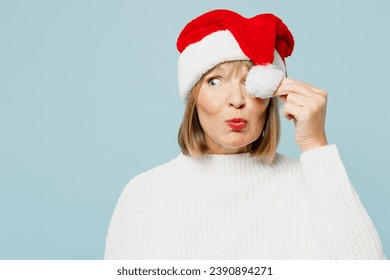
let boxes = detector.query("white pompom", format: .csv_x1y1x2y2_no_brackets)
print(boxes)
245,64,285,99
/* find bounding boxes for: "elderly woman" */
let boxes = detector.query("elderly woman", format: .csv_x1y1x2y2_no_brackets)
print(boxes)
104,9,384,259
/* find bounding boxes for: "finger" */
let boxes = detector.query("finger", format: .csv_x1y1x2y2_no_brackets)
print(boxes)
285,78,328,98
286,92,311,107
278,91,320,113
282,102,308,122
284,113,294,121
284,78,327,94
281,108,293,120
275,78,326,98
278,95,287,103
275,80,314,97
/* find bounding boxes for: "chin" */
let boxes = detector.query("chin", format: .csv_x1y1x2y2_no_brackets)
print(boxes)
224,135,254,147
223,140,252,152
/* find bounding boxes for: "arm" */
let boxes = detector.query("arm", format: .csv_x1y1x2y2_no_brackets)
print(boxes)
275,78,384,259
300,145,384,259
104,233,121,260
104,180,142,260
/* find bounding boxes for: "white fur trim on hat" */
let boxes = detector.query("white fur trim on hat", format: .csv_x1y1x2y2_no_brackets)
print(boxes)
178,30,248,101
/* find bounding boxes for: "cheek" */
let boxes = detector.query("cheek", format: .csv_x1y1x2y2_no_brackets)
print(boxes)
250,98,270,120
196,105,221,134
196,90,226,121
246,98,270,138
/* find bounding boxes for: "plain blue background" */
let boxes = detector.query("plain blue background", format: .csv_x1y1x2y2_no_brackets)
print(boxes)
1,0,389,259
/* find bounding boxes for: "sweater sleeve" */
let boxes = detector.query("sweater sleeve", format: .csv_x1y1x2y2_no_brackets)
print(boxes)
104,233,121,259
300,144,384,259
104,179,143,260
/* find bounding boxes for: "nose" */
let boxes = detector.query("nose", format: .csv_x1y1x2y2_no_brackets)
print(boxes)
228,81,246,109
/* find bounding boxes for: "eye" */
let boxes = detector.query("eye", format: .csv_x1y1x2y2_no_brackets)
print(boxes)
207,77,222,87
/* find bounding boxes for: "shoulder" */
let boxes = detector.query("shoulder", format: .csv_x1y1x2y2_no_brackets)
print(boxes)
121,154,188,196
133,154,187,183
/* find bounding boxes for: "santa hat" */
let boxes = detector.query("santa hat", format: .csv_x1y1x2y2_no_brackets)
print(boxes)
176,9,294,101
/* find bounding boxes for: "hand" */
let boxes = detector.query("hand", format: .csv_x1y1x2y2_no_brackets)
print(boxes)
274,78,328,153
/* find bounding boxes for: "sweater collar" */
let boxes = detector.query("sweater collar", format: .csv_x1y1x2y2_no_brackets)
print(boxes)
179,152,272,178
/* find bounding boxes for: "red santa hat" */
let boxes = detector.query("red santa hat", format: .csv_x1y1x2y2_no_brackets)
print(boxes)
177,9,294,101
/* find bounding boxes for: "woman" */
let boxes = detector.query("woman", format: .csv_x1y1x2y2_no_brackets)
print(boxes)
105,9,384,259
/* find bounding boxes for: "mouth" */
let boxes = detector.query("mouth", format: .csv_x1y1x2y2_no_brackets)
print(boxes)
225,118,248,131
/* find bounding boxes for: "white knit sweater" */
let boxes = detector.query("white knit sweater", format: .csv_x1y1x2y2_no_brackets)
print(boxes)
105,145,384,259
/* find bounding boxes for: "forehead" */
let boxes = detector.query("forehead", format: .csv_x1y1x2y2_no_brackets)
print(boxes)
208,61,251,75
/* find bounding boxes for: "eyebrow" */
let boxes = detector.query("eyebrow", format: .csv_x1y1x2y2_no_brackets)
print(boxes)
207,66,227,76
206,64,247,79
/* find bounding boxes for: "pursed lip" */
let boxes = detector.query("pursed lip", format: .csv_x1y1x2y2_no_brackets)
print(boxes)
225,118,248,130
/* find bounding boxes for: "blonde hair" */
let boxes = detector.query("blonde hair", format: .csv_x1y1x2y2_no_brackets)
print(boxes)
178,61,280,164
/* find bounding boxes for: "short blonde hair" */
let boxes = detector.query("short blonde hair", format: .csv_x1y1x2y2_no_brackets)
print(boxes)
178,61,280,164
